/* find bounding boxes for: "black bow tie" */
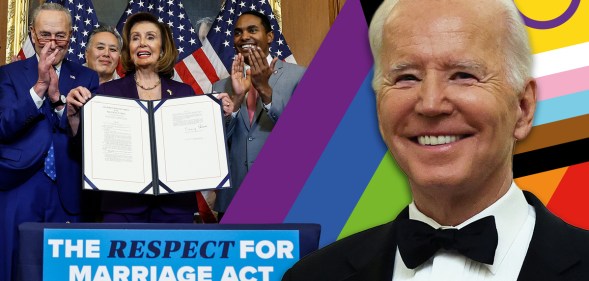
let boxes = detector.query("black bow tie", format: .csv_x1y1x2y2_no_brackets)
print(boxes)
396,216,498,269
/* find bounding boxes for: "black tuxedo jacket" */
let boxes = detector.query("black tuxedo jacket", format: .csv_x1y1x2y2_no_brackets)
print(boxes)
282,192,589,281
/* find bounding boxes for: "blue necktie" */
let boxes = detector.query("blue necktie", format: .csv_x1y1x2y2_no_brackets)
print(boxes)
44,142,56,181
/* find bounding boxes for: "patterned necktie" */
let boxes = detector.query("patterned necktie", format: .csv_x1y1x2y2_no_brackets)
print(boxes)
247,87,258,125
44,142,56,181
396,216,498,269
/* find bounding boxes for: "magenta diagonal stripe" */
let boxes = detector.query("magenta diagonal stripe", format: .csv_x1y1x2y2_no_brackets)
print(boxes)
221,0,372,223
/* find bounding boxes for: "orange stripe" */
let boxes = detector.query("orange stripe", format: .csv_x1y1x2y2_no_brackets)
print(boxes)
515,166,568,206
175,62,203,94
192,49,220,83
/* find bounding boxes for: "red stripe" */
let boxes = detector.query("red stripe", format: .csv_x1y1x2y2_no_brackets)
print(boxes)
192,49,220,83
175,61,203,94
17,50,26,61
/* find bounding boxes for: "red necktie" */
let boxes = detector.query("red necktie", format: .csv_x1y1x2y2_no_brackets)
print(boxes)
247,87,258,125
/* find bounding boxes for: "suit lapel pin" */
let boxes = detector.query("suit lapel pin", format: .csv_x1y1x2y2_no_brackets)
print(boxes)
167,89,172,96
70,75,76,79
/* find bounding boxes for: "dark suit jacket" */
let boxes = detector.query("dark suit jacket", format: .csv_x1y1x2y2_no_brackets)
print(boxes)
96,74,198,215
0,57,99,213
212,60,305,212
282,191,589,281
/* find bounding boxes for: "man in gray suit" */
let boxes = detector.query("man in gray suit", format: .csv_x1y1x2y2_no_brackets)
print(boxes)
212,11,305,219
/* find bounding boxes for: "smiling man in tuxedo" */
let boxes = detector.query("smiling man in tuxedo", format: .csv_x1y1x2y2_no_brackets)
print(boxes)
282,0,589,280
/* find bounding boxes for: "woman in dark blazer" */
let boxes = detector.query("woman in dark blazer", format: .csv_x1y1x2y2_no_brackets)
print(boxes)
67,12,233,222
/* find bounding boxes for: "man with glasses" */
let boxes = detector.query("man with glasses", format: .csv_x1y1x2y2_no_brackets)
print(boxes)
0,3,98,281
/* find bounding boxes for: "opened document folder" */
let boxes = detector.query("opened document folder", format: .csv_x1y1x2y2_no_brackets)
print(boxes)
81,94,231,195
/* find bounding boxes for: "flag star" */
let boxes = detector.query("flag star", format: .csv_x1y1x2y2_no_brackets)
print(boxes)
189,38,196,45
178,24,185,31
158,17,163,23
239,2,246,8
158,6,164,12
138,0,144,7
269,14,275,19
190,27,195,33
126,8,133,15
276,50,282,56
279,29,282,34
71,36,76,43
73,26,79,32
68,48,73,54
68,0,73,3
76,3,83,10
177,35,184,42
81,41,86,48
179,3,184,8
178,47,184,53
179,13,185,19
217,15,223,21
259,0,265,3
148,4,154,10
271,24,275,30
277,38,283,45
67,8,72,13
94,23,100,28
75,15,81,21
168,10,174,17
214,26,221,32
250,4,256,9
84,19,91,25
78,52,84,59
225,29,231,36
226,18,233,25
87,7,93,14
232,0,236,3
167,0,174,6
82,30,88,36
229,8,235,14
167,20,174,27
259,8,265,14
130,0,134,3
223,40,230,47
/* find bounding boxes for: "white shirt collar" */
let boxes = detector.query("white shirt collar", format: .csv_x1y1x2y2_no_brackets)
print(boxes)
408,182,530,274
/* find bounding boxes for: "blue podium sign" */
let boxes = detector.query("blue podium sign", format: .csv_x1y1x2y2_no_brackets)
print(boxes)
43,229,300,281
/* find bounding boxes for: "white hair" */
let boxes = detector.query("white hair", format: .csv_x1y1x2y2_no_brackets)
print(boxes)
368,0,532,93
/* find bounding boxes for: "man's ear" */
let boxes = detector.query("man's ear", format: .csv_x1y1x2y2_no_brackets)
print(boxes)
513,79,537,141
266,30,274,45
30,26,37,45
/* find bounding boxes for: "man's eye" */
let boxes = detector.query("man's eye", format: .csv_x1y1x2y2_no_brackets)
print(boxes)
396,74,419,83
451,72,477,80
97,46,105,50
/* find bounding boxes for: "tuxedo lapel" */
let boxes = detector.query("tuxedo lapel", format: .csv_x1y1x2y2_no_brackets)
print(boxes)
517,192,582,281
340,209,407,280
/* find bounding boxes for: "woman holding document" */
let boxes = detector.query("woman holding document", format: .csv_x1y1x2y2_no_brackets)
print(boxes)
67,12,233,223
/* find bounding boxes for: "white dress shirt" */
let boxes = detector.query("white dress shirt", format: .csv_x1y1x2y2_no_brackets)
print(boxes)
392,183,536,281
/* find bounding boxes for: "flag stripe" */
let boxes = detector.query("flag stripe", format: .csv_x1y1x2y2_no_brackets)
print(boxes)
174,61,204,94
192,49,220,83
533,42,589,78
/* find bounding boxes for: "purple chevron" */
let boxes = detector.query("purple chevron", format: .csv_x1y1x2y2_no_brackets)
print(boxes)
221,0,372,223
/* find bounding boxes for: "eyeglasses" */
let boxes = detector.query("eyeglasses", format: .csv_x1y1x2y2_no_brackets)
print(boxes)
34,31,70,46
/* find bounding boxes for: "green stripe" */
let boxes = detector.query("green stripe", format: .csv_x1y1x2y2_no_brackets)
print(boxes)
338,152,412,239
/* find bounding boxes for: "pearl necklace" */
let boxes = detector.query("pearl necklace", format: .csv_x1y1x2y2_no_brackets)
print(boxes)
134,73,161,90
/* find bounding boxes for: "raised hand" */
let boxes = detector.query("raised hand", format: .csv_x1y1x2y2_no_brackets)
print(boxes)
230,53,250,108
248,46,276,104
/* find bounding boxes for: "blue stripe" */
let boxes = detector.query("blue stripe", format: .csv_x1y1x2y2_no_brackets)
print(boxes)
534,90,589,126
284,69,388,247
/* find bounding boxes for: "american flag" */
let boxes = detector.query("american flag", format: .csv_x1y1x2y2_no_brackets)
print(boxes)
18,0,99,64
117,0,296,94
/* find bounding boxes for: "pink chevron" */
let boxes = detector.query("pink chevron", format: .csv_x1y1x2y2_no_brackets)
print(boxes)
536,66,589,101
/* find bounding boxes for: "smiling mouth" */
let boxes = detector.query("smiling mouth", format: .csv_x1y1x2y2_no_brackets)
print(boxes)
137,51,151,58
415,135,469,146
240,44,256,50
